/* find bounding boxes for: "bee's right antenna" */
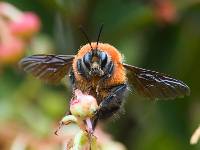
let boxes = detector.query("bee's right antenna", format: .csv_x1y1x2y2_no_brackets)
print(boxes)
79,26,93,50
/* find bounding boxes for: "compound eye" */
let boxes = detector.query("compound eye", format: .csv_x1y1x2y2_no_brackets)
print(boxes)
99,51,107,68
83,52,92,69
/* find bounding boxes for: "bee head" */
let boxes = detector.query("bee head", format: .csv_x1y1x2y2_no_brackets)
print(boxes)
77,24,114,79
81,49,108,77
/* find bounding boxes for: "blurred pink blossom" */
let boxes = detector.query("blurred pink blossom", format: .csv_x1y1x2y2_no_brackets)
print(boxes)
9,12,40,39
0,16,25,64
0,38,25,64
0,2,40,65
153,0,177,24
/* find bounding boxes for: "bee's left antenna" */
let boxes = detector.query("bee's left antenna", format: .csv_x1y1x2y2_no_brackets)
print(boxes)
96,23,104,49
79,26,93,50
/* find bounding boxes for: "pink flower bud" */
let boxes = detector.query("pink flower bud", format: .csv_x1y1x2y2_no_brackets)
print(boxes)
9,12,40,39
0,38,25,64
153,0,177,24
70,89,98,119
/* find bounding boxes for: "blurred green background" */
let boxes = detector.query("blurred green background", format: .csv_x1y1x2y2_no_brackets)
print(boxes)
0,0,200,149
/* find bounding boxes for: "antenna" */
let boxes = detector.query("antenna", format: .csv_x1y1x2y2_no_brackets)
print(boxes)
96,23,104,49
79,25,93,50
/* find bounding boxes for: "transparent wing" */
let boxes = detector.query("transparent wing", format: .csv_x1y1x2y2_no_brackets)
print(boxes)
19,54,74,84
123,64,190,100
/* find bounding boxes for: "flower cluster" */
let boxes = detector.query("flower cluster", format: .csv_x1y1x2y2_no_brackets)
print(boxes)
56,89,98,149
0,2,40,65
56,89,126,150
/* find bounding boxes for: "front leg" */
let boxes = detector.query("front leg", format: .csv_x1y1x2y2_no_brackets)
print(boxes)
93,84,127,128
99,84,127,118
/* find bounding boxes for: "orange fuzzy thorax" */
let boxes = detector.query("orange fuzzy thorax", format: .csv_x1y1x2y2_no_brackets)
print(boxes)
72,42,127,86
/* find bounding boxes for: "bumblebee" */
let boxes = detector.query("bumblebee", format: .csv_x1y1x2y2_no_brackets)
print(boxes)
19,25,190,128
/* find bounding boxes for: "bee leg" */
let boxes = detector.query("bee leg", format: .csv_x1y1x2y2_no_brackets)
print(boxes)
93,84,127,128
69,70,75,86
102,61,114,80
99,84,127,118
96,61,114,94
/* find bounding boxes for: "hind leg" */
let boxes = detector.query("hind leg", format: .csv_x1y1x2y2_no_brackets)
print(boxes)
93,84,127,128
